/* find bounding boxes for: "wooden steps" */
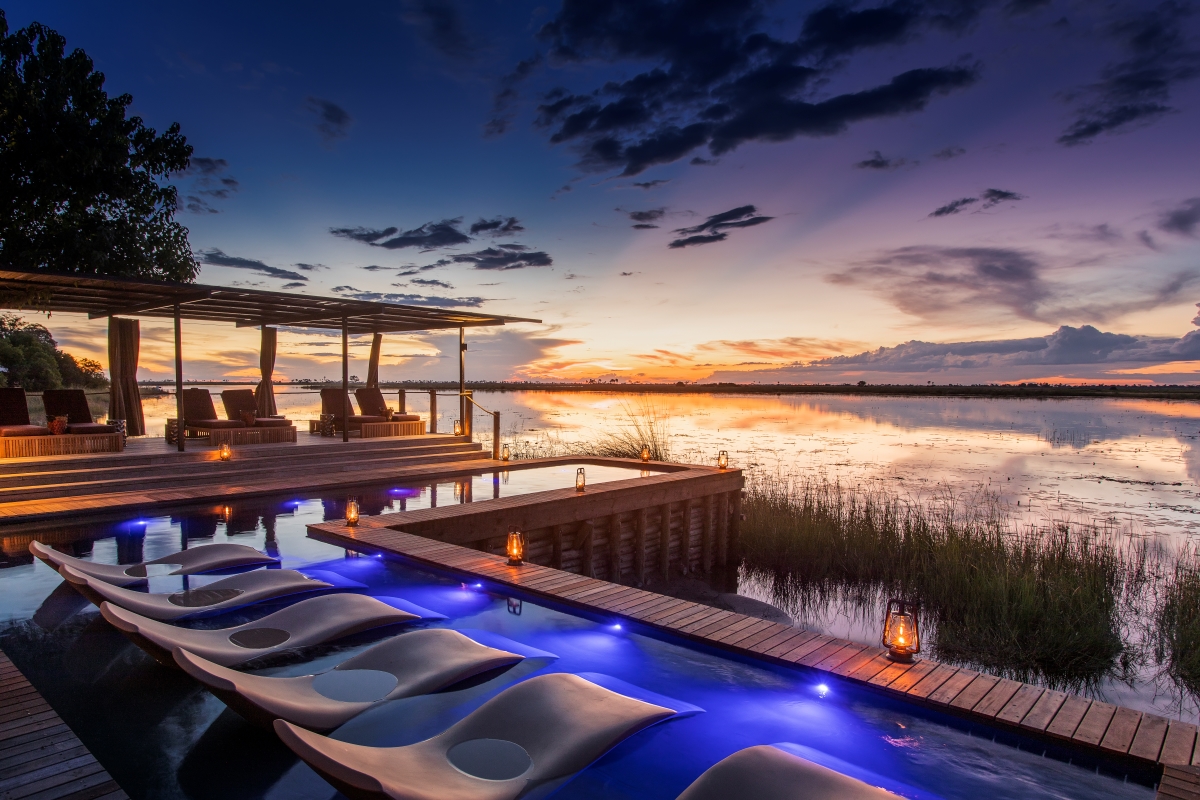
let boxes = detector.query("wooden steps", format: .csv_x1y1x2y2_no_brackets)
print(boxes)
0,435,492,523
313,524,1200,785
0,650,127,800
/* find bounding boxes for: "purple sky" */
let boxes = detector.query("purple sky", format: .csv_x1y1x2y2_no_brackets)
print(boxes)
7,0,1200,383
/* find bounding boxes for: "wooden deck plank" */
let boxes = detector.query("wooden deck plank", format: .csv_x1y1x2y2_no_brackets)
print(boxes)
901,663,955,698
830,647,884,678
995,684,1044,726
1100,707,1143,754
1161,722,1199,766
1021,690,1068,732
812,642,868,673
1072,701,1117,746
760,630,818,658
866,658,917,688
1046,696,1092,739
846,653,895,683
885,659,939,694
973,678,1024,719
949,674,1000,712
1128,714,1170,762
794,639,851,668
927,669,979,706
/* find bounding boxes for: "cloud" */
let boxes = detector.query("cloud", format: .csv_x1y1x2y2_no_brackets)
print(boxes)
447,246,553,270
1160,198,1200,236
619,207,667,228
196,248,308,281
668,204,773,247
1058,2,1200,146
930,188,1024,216
530,1,981,176
281,282,306,289
306,97,353,143
485,54,542,136
400,0,473,61
410,278,453,289
187,157,228,175
827,244,1199,325
185,195,218,214
331,285,486,307
855,150,904,169
932,145,966,159
183,157,239,211
295,263,327,271
469,217,524,236
632,179,669,189
332,220,471,250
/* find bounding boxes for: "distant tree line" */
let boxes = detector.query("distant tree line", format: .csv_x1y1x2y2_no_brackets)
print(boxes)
0,314,107,390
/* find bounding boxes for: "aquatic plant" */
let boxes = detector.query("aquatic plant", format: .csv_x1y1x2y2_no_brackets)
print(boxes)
739,474,1150,692
1153,549,1200,699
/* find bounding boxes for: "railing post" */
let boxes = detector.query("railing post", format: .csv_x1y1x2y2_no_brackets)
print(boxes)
397,389,405,414
464,390,473,439
492,411,500,460
428,389,437,434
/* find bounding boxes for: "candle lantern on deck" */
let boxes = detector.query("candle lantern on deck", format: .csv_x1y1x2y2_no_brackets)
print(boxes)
345,498,360,527
453,420,463,436
506,526,525,566
640,445,651,462
218,442,232,462
881,598,920,662
575,467,586,492
501,443,511,462
717,450,729,470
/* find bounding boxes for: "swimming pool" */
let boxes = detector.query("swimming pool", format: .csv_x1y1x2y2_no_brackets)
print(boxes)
0,485,1154,799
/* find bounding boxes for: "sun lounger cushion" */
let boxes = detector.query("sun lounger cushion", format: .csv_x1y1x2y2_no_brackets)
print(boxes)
675,745,897,800
64,422,118,434
183,388,247,429
0,424,50,437
175,628,527,731
30,540,278,587
101,593,425,667
275,672,679,800
41,389,100,424
60,565,333,620
220,389,291,427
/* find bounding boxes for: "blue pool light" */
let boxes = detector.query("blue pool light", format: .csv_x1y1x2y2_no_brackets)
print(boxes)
817,683,830,698
612,623,623,630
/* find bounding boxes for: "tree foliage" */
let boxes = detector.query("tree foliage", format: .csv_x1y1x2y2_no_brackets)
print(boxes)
0,314,107,390
0,11,198,282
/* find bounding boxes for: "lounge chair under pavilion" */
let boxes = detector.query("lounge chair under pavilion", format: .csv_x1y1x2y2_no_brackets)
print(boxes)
30,540,278,586
319,388,384,433
40,389,116,434
353,387,420,422
60,565,334,620
219,389,293,428
101,593,431,668
174,628,528,731
0,387,50,438
274,672,685,800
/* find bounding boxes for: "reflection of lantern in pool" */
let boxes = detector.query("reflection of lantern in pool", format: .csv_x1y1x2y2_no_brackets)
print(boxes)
218,443,232,462
453,420,463,436
717,450,729,469
881,599,920,662
345,498,360,526
221,505,233,522
640,445,651,462
501,443,511,461
506,527,525,566
575,467,586,492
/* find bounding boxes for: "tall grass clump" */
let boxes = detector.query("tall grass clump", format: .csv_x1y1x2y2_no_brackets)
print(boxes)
741,474,1149,690
502,399,675,462
1153,549,1200,698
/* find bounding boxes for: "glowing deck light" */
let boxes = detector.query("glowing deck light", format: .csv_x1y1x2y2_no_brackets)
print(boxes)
640,446,651,462
345,498,360,527
882,598,921,662
501,444,511,461
575,467,586,492
453,420,463,436
717,450,729,469
506,527,525,566
218,443,232,462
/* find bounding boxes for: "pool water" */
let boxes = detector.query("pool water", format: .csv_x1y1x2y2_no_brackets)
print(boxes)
0,488,1154,800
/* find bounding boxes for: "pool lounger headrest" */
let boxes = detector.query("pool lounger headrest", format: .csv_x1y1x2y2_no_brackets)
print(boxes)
675,744,901,800
100,593,426,668
274,672,686,800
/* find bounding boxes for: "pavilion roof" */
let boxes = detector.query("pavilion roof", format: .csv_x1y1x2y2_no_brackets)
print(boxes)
0,269,540,334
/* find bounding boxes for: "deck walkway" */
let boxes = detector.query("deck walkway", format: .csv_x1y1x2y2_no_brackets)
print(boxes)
0,651,126,800
312,523,1200,788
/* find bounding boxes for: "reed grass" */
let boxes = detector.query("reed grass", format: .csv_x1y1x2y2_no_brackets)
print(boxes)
1153,549,1200,698
740,474,1150,690
502,398,675,462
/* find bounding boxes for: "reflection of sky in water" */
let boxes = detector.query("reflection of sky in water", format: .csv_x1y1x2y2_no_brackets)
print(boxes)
0,507,1153,800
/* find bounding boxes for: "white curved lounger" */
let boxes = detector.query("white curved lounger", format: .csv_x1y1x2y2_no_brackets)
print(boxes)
60,564,332,620
30,540,277,586
275,672,680,800
676,745,898,800
101,593,424,668
175,629,527,731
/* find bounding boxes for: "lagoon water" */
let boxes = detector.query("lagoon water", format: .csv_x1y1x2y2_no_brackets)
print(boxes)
137,387,1200,722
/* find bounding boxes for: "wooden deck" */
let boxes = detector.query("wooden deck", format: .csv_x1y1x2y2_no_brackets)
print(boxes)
0,434,491,525
0,651,126,800
312,523,1200,787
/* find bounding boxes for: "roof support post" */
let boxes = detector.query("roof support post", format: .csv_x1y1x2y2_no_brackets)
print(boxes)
174,303,185,452
342,316,349,443
458,326,466,433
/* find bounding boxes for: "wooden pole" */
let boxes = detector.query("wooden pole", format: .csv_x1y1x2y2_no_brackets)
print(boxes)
551,524,563,570
575,520,595,578
493,412,500,460
458,327,465,430
341,317,349,443
428,389,437,433
397,389,406,414
173,303,185,452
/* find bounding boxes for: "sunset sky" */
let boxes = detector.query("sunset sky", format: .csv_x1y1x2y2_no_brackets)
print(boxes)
7,0,1200,384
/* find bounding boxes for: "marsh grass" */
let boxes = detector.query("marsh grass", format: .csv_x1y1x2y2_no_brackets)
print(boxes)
740,474,1153,691
502,398,676,462
1153,549,1200,698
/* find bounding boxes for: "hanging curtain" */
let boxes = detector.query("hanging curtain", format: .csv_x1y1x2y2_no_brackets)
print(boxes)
107,317,145,435
256,326,278,417
366,332,383,387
